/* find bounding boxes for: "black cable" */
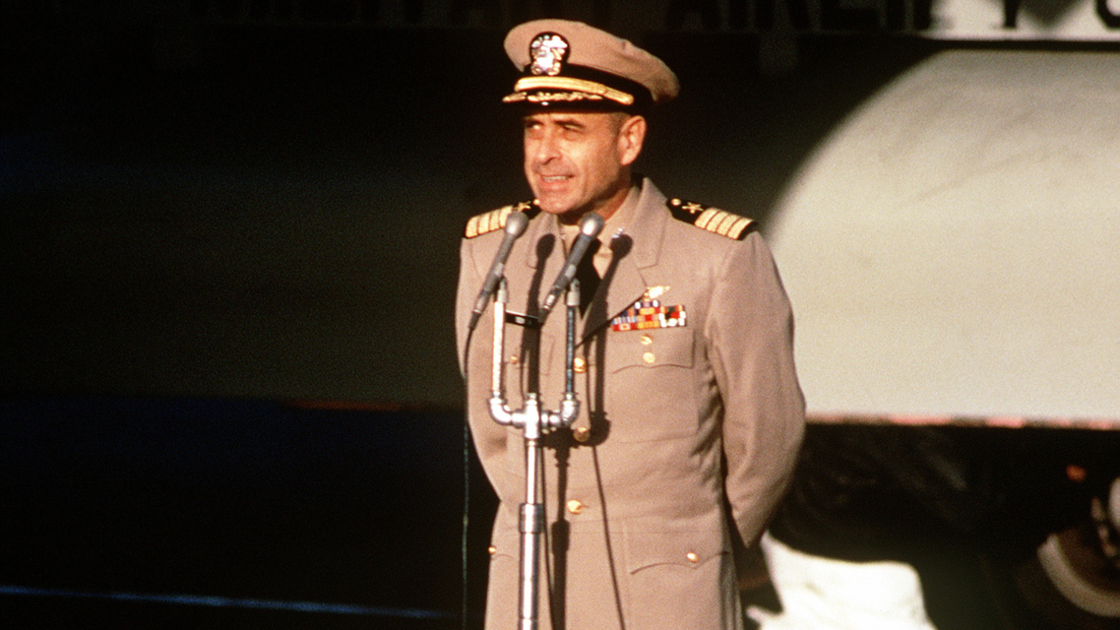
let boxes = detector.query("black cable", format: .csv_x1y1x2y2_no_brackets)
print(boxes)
460,325,476,630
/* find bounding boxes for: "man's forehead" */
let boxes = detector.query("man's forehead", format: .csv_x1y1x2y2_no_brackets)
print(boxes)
523,110,623,125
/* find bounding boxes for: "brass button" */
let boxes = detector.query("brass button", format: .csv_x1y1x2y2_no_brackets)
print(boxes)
566,499,587,515
572,426,591,443
573,357,587,373
640,334,653,346
642,352,656,364
488,545,498,556
686,552,699,563
508,354,519,365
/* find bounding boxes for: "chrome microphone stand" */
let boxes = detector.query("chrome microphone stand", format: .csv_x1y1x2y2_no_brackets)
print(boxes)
488,277,582,630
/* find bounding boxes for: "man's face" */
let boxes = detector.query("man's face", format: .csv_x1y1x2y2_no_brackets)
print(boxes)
522,110,641,222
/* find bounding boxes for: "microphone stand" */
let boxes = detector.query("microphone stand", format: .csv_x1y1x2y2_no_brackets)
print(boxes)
488,277,581,630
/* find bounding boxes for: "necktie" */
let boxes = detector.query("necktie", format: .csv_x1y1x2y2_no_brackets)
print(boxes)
574,239,601,314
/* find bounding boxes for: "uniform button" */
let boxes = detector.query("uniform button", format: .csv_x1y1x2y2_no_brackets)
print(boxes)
640,334,653,346
572,426,591,443
508,354,519,365
573,357,587,373
642,352,656,364
566,499,587,515
488,545,498,556
686,552,699,563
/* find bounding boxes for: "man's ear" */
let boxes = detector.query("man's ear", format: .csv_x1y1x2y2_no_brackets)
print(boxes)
617,115,647,167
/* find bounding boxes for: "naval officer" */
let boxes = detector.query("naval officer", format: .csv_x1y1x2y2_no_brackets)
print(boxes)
456,19,805,630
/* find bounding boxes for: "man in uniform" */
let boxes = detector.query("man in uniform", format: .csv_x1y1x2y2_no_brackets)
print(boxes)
456,19,805,630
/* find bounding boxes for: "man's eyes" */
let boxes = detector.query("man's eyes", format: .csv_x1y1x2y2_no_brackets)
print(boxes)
523,121,586,137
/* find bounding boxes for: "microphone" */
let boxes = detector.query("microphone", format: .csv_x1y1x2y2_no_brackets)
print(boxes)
468,211,530,331
540,212,605,320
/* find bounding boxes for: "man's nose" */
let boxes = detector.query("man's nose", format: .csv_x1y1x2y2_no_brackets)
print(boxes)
532,128,562,163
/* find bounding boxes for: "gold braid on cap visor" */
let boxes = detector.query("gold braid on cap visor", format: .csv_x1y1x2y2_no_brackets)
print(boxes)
503,76,635,106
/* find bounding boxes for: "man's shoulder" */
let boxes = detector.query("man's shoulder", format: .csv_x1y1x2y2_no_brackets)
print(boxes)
463,200,541,239
663,197,757,241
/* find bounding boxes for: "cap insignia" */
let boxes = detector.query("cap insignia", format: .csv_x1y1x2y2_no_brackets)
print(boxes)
529,32,569,77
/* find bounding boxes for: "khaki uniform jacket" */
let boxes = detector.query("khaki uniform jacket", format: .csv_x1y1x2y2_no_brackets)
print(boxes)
456,178,805,630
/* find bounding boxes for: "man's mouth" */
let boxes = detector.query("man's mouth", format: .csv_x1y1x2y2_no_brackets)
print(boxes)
541,175,570,183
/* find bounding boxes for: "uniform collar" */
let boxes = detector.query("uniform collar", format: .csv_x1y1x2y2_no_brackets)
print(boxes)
523,177,665,269
516,177,669,339
579,177,666,335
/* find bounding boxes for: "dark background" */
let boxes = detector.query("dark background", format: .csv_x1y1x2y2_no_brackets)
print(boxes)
1,5,946,405
3,2,1118,628
0,397,491,629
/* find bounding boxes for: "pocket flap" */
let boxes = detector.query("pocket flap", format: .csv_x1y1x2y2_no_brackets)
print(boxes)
624,530,727,574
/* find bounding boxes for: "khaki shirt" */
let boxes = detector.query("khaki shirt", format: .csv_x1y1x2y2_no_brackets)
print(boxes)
456,178,805,630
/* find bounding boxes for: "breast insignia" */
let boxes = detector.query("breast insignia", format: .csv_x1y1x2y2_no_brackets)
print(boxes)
667,197,756,241
464,200,540,239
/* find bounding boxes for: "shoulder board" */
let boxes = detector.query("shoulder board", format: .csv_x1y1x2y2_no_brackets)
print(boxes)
666,198,756,241
463,200,540,239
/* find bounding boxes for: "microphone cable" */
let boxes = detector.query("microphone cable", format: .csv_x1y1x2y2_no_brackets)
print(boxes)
460,324,476,630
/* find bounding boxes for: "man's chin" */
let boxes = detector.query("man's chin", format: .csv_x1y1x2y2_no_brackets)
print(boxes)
534,195,596,224
536,198,575,216
539,204,590,225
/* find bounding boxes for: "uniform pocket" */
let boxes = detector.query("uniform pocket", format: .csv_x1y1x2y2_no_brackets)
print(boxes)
488,528,520,564
505,325,554,376
606,326,694,374
624,529,727,574
484,528,520,630
498,327,554,410
599,326,701,443
622,529,735,629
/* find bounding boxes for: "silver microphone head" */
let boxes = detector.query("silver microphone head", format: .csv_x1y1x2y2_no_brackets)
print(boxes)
579,212,605,238
504,210,529,237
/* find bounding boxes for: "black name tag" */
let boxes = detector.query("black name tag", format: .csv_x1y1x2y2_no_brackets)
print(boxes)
505,312,541,329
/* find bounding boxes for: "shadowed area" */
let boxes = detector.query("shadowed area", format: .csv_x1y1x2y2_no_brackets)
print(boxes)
0,397,497,629
1,26,942,404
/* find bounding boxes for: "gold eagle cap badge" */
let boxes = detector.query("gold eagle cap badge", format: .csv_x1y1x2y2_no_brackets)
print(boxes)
529,32,569,76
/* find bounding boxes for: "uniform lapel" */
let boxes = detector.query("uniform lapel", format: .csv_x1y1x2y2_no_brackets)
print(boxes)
502,180,669,341
510,211,564,319
579,178,668,341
